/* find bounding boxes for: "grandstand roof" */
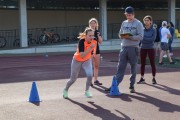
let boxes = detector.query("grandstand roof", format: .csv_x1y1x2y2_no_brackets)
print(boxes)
0,0,179,10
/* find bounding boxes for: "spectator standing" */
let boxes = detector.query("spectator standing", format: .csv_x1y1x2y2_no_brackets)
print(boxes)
168,22,175,56
89,18,103,86
137,15,157,84
159,21,175,65
153,24,161,56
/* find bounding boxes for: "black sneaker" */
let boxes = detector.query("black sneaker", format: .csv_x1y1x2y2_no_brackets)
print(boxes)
90,83,93,87
129,86,135,93
94,80,102,85
170,61,175,64
137,78,145,84
104,87,111,92
152,78,157,84
159,62,164,65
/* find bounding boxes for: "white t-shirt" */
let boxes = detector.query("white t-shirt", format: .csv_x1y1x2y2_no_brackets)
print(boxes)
161,27,171,43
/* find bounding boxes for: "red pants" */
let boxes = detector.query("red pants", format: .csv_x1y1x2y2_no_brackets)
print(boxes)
140,49,156,77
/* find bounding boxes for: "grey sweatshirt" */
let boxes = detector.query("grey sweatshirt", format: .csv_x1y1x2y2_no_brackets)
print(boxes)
119,18,144,47
141,26,157,49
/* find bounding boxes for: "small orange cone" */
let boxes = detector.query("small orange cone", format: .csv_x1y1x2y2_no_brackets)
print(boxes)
28,81,41,103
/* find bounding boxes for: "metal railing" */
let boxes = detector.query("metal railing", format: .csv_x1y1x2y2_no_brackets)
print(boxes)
1,21,171,49
0,25,88,49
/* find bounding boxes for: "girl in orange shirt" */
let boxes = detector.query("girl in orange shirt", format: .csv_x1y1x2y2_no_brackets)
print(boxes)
63,27,97,99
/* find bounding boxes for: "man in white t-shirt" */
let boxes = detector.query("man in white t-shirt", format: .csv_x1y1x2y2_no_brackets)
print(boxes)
159,21,175,65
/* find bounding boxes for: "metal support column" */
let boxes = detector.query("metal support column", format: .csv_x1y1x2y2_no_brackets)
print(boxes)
168,0,176,26
99,0,107,40
19,0,28,47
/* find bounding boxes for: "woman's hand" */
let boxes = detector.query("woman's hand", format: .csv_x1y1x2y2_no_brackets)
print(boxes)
90,43,95,49
97,32,101,37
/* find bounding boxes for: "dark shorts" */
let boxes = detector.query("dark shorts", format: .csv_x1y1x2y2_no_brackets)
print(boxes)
92,43,100,54
160,42,169,51
96,44,100,54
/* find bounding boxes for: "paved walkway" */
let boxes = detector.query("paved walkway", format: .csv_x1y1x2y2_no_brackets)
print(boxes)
0,49,180,120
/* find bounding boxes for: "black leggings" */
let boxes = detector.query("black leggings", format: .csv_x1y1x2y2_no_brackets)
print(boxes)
140,49,156,77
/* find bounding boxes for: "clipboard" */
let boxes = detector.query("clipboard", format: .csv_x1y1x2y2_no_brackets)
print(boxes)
120,33,133,36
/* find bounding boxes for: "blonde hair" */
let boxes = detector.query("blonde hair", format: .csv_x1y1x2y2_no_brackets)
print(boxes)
78,27,93,39
89,18,99,30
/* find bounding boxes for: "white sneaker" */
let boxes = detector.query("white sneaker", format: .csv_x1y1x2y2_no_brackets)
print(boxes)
85,90,92,98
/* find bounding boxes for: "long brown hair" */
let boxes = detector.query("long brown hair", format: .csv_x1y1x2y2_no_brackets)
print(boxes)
143,15,153,25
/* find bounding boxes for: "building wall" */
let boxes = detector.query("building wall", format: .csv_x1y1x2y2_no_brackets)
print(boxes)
0,9,180,30
0,10,19,30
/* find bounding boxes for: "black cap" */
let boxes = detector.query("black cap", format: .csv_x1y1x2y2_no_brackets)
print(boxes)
125,6,134,14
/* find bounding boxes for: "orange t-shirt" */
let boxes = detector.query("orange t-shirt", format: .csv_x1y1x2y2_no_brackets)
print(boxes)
74,39,97,62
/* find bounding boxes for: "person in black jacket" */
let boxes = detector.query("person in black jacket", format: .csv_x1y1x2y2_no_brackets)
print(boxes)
153,24,161,56
168,22,175,56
